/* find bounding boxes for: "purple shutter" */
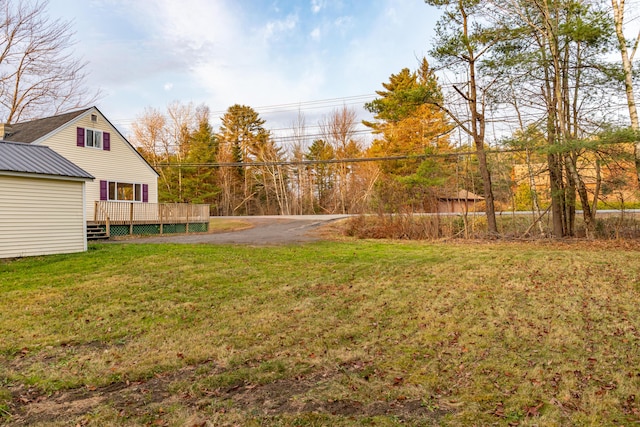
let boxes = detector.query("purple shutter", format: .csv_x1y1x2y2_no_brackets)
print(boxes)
103,132,110,151
142,184,149,202
100,180,108,201
76,127,85,147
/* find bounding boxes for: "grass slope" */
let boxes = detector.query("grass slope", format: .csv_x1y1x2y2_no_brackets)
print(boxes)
1,241,640,426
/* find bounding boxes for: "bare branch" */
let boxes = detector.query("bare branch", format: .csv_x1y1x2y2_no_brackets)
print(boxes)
0,0,100,123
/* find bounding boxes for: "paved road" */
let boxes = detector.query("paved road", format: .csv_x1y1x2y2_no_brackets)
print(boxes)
113,215,350,245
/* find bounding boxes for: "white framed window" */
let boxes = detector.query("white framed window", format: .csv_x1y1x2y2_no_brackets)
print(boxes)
78,127,110,150
86,128,103,149
108,181,143,202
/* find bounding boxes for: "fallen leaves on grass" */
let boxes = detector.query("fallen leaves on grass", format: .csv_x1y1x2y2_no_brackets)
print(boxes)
524,401,544,417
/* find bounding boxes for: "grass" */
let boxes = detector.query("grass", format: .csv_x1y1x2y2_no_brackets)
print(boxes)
1,240,640,425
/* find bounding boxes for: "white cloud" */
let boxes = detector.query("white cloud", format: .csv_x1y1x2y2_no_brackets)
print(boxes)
62,0,441,131
310,27,321,41
333,16,353,33
311,0,325,14
385,6,399,24
263,14,299,41
77,0,240,84
134,3,317,116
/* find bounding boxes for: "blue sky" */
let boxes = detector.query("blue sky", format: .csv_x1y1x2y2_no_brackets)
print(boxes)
49,0,441,136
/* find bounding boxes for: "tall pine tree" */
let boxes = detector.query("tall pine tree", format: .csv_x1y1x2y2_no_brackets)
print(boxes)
216,104,270,215
183,106,219,207
364,59,453,212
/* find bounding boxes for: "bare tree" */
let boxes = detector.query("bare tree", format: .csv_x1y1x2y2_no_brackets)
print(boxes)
216,136,240,216
288,110,314,214
130,102,200,202
131,107,172,197
0,0,99,123
611,0,640,186
166,101,197,202
254,138,291,214
319,106,362,214
612,0,639,131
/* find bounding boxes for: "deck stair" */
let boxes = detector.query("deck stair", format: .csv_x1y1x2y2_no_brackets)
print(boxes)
87,223,109,240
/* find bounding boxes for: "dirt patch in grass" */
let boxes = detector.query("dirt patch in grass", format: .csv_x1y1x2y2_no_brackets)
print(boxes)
208,218,253,233
6,361,450,426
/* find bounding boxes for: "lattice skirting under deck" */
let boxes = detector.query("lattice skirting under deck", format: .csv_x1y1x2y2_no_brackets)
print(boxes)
104,222,209,237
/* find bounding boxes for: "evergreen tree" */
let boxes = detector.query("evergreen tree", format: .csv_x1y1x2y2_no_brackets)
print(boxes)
217,104,271,215
305,139,336,212
485,0,618,236
425,0,501,233
183,106,220,207
364,59,453,212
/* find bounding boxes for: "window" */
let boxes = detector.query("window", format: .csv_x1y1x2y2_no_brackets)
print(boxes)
86,129,102,149
101,181,148,202
77,127,110,150
107,181,142,202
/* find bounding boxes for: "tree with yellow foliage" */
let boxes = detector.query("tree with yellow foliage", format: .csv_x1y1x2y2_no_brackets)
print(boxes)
364,59,453,211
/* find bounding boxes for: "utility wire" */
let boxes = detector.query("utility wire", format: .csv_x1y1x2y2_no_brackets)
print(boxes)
111,93,378,126
155,147,531,168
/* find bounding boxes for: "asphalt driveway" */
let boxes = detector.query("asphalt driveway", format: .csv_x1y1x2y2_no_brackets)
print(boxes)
111,215,349,245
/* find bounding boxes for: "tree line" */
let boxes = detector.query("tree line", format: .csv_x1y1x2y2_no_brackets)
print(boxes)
130,57,469,217
131,102,368,216
132,0,640,240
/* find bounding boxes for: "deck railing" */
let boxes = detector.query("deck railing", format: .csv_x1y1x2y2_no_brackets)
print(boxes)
94,201,209,226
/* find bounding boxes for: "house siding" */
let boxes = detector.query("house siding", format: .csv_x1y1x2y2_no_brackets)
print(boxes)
37,111,158,219
0,175,86,258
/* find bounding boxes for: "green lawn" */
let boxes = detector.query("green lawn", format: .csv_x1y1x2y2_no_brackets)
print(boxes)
1,241,640,426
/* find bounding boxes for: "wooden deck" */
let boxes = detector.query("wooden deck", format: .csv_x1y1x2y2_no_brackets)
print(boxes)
93,201,210,237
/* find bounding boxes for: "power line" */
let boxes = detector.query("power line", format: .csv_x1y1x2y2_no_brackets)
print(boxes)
112,87,638,153
147,129,375,150
109,83,637,136
155,147,530,168
214,94,376,116
110,93,378,126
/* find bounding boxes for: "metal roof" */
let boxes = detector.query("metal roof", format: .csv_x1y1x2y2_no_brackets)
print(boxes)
0,141,94,180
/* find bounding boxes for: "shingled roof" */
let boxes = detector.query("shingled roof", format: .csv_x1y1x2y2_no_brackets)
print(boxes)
0,141,93,180
2,108,91,143
1,106,159,177
438,190,484,201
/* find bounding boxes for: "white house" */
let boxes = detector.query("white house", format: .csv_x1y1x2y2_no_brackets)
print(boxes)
0,141,94,258
2,107,159,220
